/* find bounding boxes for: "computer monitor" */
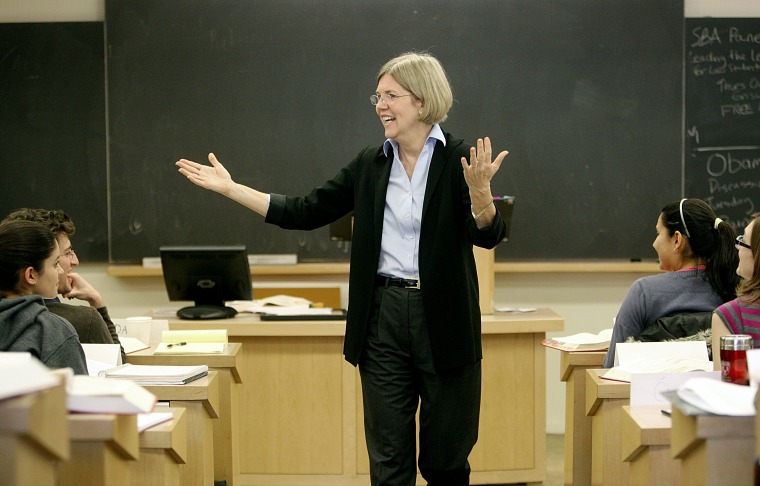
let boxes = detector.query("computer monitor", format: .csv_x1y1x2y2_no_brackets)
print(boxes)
159,245,253,320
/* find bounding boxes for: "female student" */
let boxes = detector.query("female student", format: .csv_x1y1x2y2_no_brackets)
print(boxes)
0,219,88,374
603,198,740,368
712,213,760,356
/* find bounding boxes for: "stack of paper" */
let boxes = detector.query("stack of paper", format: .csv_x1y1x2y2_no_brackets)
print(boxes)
541,329,613,352
98,363,208,385
0,353,60,401
154,329,227,355
67,375,157,414
676,377,755,416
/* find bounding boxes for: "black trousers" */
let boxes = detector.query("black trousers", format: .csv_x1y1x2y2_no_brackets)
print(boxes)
358,285,481,486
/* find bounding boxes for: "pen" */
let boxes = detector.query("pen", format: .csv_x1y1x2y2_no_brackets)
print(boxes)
661,409,671,417
166,342,187,348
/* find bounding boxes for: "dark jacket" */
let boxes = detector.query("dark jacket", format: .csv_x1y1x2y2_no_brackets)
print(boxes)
266,132,507,371
0,294,88,374
46,303,127,363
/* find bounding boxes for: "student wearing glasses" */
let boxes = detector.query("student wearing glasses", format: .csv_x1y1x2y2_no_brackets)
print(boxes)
176,51,508,486
3,208,126,363
712,213,760,362
0,220,88,374
603,198,740,368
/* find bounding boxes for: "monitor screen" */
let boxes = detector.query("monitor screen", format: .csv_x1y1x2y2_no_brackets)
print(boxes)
159,245,253,320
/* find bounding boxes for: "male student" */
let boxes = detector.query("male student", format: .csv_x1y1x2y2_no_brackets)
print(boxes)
3,208,126,363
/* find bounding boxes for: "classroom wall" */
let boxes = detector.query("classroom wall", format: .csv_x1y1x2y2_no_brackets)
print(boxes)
3,0,758,435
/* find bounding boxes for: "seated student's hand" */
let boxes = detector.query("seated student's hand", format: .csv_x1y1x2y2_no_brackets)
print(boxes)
63,272,105,309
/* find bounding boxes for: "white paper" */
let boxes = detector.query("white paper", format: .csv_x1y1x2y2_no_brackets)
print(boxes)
677,377,756,416
137,412,174,432
113,318,152,345
614,341,708,367
631,371,720,407
119,337,150,354
81,343,120,370
0,353,60,401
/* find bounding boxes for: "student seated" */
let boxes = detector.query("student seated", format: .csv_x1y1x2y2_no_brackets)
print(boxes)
603,198,740,368
0,220,88,374
712,212,760,369
3,208,125,363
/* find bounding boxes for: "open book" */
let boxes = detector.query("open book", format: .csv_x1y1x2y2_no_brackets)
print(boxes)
99,363,208,385
601,356,712,383
67,375,157,414
154,329,227,355
541,329,613,352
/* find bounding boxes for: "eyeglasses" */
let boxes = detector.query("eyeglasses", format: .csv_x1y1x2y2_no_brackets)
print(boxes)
736,235,752,250
63,249,76,260
370,93,413,106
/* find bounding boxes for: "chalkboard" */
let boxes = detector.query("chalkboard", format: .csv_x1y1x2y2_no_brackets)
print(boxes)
0,23,108,260
684,18,760,232
108,0,682,262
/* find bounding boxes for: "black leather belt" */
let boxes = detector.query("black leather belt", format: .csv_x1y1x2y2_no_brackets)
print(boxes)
375,275,421,290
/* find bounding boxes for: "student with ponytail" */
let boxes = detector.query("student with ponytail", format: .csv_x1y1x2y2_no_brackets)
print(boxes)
603,198,740,368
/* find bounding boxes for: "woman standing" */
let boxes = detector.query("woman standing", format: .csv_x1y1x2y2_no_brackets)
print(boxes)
0,219,88,374
177,52,508,485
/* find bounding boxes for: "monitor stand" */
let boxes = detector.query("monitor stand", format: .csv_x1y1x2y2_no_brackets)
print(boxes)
176,305,238,320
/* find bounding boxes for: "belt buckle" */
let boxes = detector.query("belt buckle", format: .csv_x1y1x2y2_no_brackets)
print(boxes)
406,279,420,290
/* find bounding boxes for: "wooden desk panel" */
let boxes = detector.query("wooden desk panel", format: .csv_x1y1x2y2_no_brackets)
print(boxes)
0,383,68,486
131,408,187,486
671,406,754,486
128,343,242,485
621,405,678,486
164,309,564,485
586,369,630,486
557,350,605,486
59,413,139,486
143,372,220,486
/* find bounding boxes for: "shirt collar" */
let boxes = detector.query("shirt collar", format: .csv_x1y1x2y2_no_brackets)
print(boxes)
383,124,446,157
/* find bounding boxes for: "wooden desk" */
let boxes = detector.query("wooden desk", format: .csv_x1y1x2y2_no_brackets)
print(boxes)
0,382,69,486
131,408,188,486
143,372,220,486
163,308,564,485
557,350,605,485
128,343,242,486
585,369,630,486
59,413,140,486
621,405,678,486
671,404,754,485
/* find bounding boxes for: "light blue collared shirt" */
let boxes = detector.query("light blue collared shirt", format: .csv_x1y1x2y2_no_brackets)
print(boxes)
376,124,446,280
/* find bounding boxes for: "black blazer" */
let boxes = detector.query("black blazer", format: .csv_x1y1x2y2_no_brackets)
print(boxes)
266,132,506,371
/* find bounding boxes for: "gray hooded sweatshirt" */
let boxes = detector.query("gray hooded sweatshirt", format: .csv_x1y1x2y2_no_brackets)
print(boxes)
0,294,88,374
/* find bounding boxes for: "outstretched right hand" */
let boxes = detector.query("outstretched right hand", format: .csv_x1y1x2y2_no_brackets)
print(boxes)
176,152,233,195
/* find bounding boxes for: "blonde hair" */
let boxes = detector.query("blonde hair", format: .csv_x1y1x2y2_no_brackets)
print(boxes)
377,52,453,124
